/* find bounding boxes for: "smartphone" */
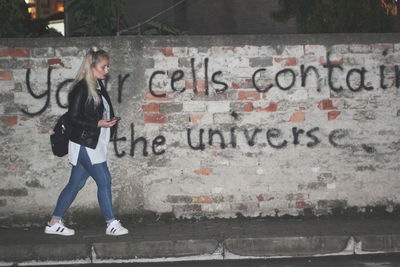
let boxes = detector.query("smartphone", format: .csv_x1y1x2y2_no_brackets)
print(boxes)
111,116,121,121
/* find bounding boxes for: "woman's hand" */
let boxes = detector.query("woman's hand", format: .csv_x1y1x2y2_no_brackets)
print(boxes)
97,119,117,128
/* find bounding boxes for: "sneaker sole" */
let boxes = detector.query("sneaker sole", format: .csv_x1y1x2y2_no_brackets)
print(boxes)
106,230,129,236
44,228,75,236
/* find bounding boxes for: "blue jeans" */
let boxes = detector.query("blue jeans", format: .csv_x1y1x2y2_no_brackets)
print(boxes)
52,146,115,223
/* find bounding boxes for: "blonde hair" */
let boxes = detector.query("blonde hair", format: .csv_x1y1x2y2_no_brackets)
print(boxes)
73,46,109,105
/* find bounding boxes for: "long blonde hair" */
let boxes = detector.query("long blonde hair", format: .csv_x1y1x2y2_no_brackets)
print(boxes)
73,46,109,105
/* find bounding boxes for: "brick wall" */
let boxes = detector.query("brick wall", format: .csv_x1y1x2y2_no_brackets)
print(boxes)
1,34,400,224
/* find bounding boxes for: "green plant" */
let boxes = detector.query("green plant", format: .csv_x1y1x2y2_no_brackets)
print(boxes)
0,0,32,37
273,0,400,33
143,20,184,35
66,0,126,36
0,0,62,38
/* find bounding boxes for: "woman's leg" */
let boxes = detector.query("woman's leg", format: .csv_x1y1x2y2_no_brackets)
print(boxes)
78,148,115,223
52,148,89,221
92,162,115,223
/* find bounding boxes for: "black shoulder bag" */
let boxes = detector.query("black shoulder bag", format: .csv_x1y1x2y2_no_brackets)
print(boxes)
50,112,70,157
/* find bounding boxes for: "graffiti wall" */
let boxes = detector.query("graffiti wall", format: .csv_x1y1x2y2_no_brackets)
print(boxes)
1,35,400,224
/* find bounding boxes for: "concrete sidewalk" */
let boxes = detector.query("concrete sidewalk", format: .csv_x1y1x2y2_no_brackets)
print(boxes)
1,217,400,266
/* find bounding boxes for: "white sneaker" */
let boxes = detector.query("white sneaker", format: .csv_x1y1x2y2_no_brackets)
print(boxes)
44,221,75,236
106,220,128,236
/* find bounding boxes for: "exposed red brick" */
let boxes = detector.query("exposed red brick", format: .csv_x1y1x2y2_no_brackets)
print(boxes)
320,56,342,66
152,47,174,56
191,114,204,123
318,99,337,110
211,151,218,157
296,201,308,209
142,103,160,113
289,112,305,122
197,79,206,90
274,57,297,66
256,194,265,201
181,204,202,212
185,80,207,91
231,79,253,90
177,195,223,204
372,43,393,51
195,168,213,175
0,71,13,80
144,92,173,101
231,83,241,89
0,116,17,126
238,91,260,101
217,46,235,51
143,113,167,124
9,48,30,58
328,111,341,121
165,48,174,56
0,48,9,57
243,102,254,112
47,58,65,67
185,80,193,90
256,102,277,112
192,196,214,204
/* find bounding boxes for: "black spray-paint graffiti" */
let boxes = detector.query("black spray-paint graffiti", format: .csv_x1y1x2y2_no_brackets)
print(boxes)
21,67,129,116
149,52,398,95
149,57,229,97
111,124,375,157
112,123,166,158
186,126,342,150
20,63,378,158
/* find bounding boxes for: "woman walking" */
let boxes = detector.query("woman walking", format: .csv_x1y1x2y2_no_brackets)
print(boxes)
45,47,128,236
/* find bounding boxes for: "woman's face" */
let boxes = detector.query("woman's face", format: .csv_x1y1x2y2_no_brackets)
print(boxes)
92,57,109,80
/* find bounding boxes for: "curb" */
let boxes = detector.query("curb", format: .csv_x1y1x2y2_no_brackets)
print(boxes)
1,234,400,266
224,236,353,258
92,239,219,260
356,234,400,254
0,243,90,263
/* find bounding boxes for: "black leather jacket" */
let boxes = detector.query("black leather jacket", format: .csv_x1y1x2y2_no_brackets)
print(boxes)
67,79,116,149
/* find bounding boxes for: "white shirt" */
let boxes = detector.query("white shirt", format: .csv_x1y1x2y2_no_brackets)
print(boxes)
68,95,111,166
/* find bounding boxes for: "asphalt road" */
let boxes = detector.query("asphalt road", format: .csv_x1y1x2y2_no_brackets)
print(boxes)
28,254,400,267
